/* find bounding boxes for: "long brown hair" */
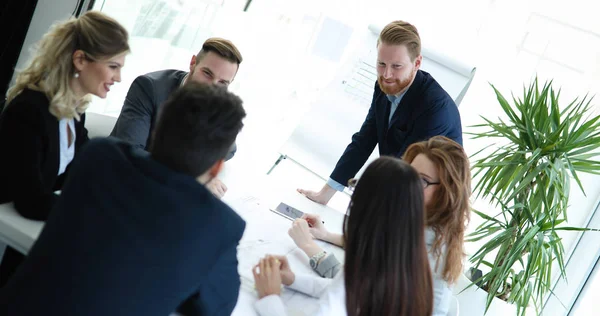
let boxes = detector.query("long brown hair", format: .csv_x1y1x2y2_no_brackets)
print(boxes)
403,136,471,284
344,156,433,316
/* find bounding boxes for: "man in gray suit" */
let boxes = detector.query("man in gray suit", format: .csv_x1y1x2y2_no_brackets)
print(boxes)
111,37,243,198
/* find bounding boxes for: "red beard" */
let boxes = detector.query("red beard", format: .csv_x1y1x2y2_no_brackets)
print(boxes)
377,69,416,95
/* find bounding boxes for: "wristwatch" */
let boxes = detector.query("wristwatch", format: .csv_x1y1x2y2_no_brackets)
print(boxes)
309,250,327,269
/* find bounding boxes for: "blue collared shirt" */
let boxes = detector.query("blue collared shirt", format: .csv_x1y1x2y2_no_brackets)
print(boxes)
386,92,405,124
327,92,406,191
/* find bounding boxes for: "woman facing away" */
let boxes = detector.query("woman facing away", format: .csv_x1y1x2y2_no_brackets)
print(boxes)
0,10,129,286
288,135,471,315
253,156,434,316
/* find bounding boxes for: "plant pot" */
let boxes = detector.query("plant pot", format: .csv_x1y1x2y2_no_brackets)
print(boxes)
453,272,536,316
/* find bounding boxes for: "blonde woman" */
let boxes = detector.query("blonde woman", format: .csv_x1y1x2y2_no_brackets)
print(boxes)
0,10,129,286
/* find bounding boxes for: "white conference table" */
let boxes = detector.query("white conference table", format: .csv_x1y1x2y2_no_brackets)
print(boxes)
224,176,346,316
0,202,43,255
0,168,346,315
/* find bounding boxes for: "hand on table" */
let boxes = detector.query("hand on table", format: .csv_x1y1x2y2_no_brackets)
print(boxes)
206,178,227,199
297,184,336,205
253,256,284,299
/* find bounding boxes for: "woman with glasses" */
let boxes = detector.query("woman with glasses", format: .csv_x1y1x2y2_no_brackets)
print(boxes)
288,135,471,316
253,157,433,315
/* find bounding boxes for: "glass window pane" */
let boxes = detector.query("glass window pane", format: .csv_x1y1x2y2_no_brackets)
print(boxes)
570,257,600,315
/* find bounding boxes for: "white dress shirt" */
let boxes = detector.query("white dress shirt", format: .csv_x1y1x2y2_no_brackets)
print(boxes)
254,273,347,316
426,228,453,316
255,258,451,316
256,228,452,316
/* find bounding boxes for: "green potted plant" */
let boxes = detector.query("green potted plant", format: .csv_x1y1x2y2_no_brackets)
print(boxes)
466,77,600,315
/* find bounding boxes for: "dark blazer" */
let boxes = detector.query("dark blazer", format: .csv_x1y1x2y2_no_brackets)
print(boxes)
111,69,237,160
0,88,88,220
0,138,246,316
330,70,463,185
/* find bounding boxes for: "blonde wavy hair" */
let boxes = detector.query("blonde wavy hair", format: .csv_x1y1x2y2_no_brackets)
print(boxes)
6,11,129,120
403,136,472,284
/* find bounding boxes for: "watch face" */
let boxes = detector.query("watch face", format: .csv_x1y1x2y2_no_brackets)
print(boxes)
310,259,317,268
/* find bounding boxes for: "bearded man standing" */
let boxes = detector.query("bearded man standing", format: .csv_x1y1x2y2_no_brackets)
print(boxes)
298,20,463,204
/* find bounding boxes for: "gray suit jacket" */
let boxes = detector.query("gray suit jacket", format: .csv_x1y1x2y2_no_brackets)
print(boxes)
110,69,237,160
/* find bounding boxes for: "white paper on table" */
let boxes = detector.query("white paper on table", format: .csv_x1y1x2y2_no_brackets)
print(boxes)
226,195,265,218
228,193,346,316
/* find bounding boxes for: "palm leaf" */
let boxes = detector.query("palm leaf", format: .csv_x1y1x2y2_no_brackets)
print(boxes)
468,77,600,315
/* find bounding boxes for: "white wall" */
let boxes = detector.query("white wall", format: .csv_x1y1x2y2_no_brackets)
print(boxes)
11,0,80,84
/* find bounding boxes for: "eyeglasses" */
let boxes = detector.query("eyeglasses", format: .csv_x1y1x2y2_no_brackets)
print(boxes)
350,177,439,190
421,178,440,189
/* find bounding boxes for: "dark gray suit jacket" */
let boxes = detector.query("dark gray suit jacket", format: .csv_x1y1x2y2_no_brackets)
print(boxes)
111,69,236,160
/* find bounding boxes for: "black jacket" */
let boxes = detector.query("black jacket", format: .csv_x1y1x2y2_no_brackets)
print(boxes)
110,69,236,159
0,88,88,220
0,138,246,315
330,70,463,185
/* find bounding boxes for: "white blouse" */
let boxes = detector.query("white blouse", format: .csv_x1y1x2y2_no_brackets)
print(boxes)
426,228,453,316
255,228,452,316
58,118,76,176
255,273,346,316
